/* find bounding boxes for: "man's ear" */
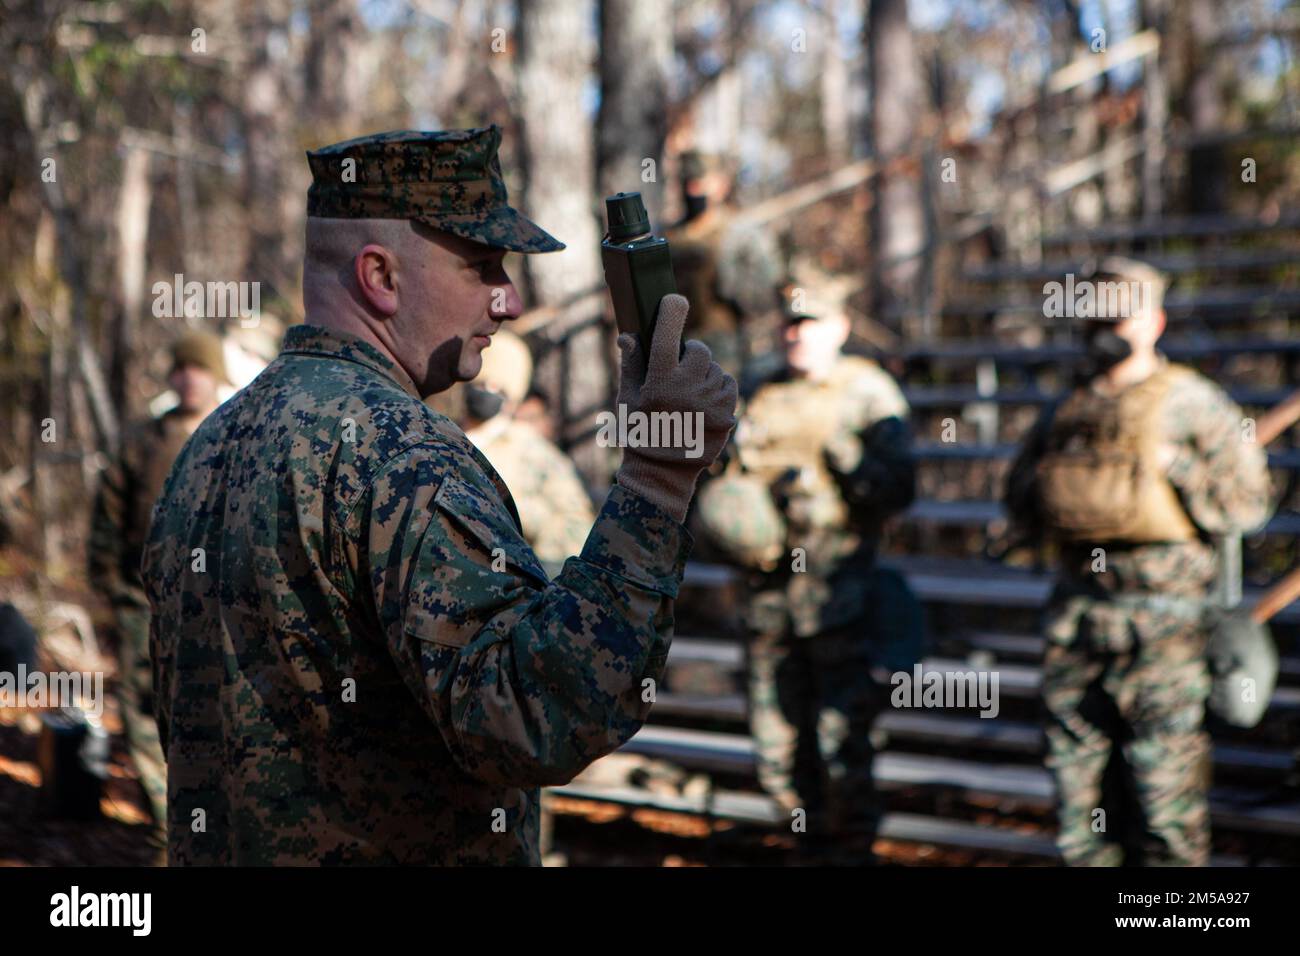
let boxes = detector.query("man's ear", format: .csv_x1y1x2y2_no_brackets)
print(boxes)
354,243,400,317
1151,307,1167,342
830,311,851,348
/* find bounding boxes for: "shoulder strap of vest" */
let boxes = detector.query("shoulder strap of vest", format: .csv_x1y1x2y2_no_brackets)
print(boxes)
831,354,880,378
1151,361,1196,388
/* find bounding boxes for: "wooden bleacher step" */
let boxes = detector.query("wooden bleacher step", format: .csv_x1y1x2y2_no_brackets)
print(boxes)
911,443,1300,472
897,338,1300,364
605,725,1300,835
681,559,1300,625
963,249,1300,283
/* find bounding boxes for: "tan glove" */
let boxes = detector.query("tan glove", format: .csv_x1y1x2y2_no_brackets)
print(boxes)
614,294,738,523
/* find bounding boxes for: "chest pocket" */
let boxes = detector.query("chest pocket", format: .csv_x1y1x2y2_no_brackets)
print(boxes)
402,474,550,648
1035,371,1197,544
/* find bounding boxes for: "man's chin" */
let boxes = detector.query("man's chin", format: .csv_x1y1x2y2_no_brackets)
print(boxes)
458,352,485,382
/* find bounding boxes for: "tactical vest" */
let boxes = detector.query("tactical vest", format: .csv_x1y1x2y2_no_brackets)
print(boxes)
1035,364,1198,543
669,215,736,335
737,355,883,535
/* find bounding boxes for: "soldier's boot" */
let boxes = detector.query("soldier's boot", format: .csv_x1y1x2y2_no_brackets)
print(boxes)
814,715,878,865
747,628,823,859
1125,716,1213,867
811,629,882,866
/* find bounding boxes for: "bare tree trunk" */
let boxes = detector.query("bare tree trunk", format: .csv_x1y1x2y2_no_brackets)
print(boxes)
115,144,151,414
1140,0,1169,221
1173,0,1227,213
173,101,201,274
516,0,610,482
1049,0,1082,69
867,0,930,338
597,0,673,223
517,0,603,304
15,56,119,454
304,0,366,134
819,2,852,166
240,0,298,301
36,337,62,566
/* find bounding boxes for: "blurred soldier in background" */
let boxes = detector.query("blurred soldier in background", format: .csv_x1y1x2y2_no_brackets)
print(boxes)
516,388,558,443
461,329,595,577
667,150,783,377
1005,257,1274,866
89,329,228,853
696,302,917,863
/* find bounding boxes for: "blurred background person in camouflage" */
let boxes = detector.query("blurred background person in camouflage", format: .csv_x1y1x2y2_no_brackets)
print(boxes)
696,298,916,863
89,329,228,854
1004,257,1275,866
461,329,595,577
666,150,783,378
516,389,559,443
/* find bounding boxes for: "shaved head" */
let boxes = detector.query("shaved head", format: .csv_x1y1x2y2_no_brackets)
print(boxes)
304,218,422,302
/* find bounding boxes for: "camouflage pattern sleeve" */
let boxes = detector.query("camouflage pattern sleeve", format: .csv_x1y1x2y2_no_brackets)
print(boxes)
361,451,688,788
1162,372,1275,535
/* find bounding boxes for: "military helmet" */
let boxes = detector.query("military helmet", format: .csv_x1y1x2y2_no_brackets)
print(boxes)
694,473,786,572
475,329,533,405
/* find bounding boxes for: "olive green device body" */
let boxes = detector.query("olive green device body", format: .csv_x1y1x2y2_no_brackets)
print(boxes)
600,192,679,357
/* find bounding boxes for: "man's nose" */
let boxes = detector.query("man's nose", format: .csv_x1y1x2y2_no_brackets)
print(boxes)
492,281,525,321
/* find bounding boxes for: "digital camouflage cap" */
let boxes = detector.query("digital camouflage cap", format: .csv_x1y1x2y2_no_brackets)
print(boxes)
306,125,565,253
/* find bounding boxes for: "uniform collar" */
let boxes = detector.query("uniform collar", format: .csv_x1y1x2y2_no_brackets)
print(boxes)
1087,351,1169,398
281,324,421,399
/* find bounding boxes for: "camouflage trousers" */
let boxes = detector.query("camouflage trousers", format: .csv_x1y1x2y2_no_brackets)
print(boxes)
1041,594,1212,867
115,606,168,851
746,623,883,860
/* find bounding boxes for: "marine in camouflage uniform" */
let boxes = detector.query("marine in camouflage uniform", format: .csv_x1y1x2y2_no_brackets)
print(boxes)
462,330,595,577
666,151,783,377
1005,258,1274,866
89,331,228,845
142,126,737,865
698,305,916,860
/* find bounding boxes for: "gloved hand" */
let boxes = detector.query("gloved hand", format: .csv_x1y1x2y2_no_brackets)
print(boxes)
824,431,865,475
614,294,738,523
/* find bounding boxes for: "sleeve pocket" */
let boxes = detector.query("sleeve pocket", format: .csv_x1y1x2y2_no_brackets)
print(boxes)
401,474,550,648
